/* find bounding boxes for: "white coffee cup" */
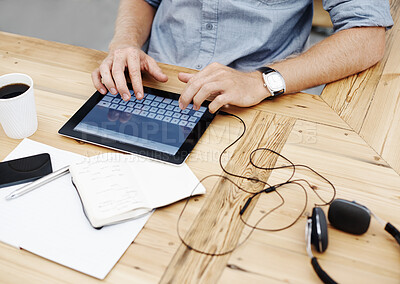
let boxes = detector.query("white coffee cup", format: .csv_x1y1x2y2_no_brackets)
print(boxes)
0,73,38,139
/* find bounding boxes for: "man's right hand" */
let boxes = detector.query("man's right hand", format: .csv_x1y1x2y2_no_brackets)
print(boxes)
91,45,168,101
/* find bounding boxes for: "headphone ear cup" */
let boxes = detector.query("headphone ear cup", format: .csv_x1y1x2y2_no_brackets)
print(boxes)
311,207,328,253
328,199,371,235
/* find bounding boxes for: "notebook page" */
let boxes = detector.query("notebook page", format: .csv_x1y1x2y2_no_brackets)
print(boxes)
70,160,150,221
132,158,206,208
92,153,206,208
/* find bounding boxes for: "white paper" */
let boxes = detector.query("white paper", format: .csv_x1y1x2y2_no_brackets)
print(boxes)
77,153,206,209
0,139,205,279
71,161,150,221
0,139,151,279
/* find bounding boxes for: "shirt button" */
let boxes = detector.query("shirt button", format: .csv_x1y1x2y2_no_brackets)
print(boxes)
196,64,203,69
206,23,213,30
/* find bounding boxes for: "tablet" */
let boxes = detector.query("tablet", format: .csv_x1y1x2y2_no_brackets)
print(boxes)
58,87,216,165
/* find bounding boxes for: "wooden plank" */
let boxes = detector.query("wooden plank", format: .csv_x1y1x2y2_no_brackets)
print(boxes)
161,112,296,283
358,20,400,174
321,0,400,174
0,31,104,73
0,50,192,98
313,0,332,28
320,0,400,123
0,31,195,95
249,93,350,129
321,71,377,133
219,120,400,283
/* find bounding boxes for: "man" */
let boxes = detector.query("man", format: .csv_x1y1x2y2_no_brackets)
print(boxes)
92,0,393,113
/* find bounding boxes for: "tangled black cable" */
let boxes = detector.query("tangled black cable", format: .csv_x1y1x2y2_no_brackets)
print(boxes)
177,111,336,256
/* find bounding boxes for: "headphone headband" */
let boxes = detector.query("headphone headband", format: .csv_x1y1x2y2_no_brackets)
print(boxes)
306,199,399,284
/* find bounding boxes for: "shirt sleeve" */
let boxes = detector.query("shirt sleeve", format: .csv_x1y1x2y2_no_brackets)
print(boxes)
322,0,394,32
144,0,161,8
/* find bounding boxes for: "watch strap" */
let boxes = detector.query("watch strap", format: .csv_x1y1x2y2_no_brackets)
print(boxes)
257,66,275,75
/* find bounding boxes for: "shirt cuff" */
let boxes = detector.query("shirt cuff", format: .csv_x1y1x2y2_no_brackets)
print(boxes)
323,0,394,32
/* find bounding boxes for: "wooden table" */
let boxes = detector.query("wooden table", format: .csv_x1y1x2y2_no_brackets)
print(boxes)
1,11,399,283
313,0,332,28
321,0,400,176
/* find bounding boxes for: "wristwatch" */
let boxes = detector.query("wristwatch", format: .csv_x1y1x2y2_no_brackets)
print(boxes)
257,67,286,97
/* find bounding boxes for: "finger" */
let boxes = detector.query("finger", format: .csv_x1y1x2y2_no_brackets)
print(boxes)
179,76,203,109
91,68,107,94
99,61,118,95
208,94,230,113
178,72,194,83
145,56,168,82
127,54,144,100
178,63,226,107
112,54,131,101
179,72,220,109
192,81,222,110
179,63,221,86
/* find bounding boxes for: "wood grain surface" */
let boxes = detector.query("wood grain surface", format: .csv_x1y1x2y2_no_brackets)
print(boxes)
161,113,295,283
312,0,332,28
0,25,399,284
321,0,400,174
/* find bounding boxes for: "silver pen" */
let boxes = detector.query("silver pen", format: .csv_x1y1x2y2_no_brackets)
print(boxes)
5,165,70,200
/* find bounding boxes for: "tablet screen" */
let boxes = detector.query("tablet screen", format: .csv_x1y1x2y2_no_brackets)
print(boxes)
73,91,207,155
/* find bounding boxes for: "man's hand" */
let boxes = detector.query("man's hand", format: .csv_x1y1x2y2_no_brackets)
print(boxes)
178,63,269,113
91,45,168,101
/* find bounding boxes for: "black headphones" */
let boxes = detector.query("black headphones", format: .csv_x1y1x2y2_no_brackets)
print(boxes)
306,199,400,284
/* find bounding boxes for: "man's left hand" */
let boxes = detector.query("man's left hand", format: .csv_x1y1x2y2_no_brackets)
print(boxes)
178,62,270,113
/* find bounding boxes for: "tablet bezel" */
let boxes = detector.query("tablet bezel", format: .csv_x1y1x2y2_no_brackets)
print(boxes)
58,86,216,165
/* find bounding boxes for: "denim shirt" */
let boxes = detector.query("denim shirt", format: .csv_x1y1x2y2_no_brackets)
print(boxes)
144,0,393,71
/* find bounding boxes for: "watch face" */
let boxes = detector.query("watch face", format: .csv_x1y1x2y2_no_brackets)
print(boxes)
265,73,285,91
